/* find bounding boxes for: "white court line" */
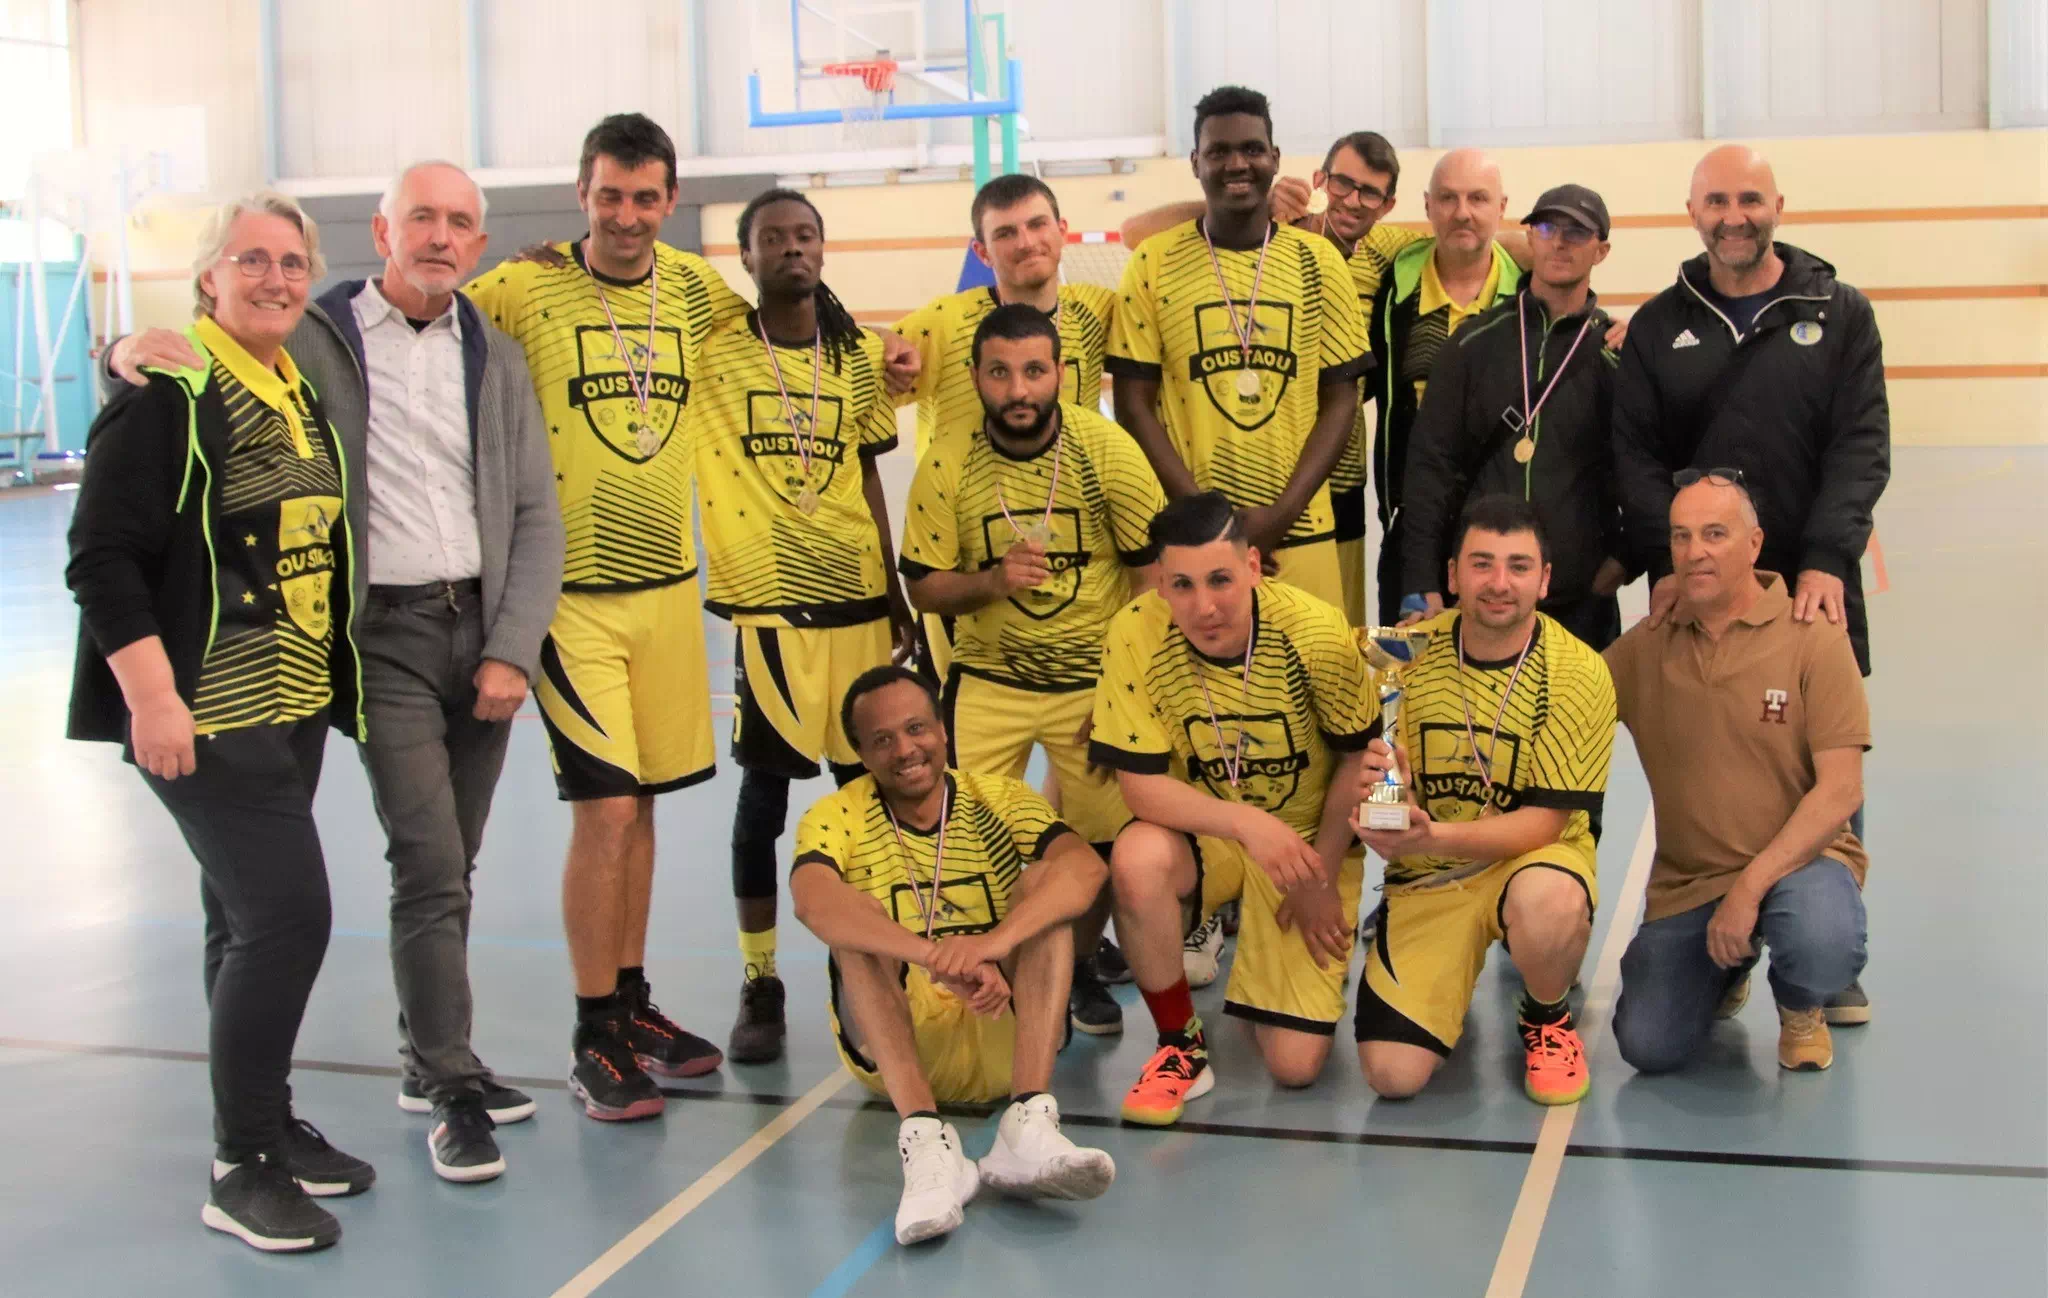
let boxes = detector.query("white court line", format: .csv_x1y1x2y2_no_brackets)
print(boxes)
550,1071,854,1298
1484,810,1658,1298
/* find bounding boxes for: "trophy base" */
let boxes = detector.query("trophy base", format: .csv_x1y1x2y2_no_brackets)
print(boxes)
1362,800,1410,832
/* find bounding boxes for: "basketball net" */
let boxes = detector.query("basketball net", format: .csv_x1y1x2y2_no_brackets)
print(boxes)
821,58,898,151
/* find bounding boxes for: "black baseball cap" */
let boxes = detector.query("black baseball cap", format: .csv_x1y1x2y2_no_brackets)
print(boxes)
1520,184,1610,239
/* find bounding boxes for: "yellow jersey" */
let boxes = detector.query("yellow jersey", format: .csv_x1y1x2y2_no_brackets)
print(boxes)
689,315,900,628
1105,219,1371,548
1330,222,1427,495
1382,611,1616,886
899,402,1165,692
465,241,749,591
792,770,1071,939
1090,581,1378,840
893,283,1117,458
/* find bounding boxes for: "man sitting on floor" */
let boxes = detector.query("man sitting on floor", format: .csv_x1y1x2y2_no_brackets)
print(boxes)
789,666,1115,1246
1605,471,1869,1074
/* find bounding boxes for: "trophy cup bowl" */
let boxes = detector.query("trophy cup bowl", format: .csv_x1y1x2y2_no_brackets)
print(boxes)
1359,627,1433,831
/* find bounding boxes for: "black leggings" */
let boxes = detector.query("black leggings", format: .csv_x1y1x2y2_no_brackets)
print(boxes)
146,715,332,1160
731,762,863,901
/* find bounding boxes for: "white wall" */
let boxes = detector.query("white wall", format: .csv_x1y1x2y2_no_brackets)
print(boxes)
1708,0,1987,138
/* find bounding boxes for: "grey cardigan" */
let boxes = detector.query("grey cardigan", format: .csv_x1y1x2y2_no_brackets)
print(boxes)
102,287,564,681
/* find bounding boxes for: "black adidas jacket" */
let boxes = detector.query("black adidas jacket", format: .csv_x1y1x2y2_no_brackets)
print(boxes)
1611,242,1889,673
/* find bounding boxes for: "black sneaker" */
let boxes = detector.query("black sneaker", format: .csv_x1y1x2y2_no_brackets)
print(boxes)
728,975,787,1064
621,983,724,1078
398,1074,537,1125
1092,939,1133,986
203,1152,340,1253
280,1114,375,1197
569,1018,665,1121
1070,962,1124,1036
1824,979,1872,1026
428,1096,506,1183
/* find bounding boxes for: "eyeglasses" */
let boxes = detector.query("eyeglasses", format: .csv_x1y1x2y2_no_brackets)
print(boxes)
1529,219,1598,246
1673,466,1746,489
221,250,313,281
1322,172,1390,210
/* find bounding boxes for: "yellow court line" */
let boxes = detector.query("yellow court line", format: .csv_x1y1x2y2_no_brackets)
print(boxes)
1484,810,1659,1298
548,1070,854,1298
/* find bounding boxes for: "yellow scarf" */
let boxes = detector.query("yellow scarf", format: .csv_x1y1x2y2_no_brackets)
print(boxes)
194,314,315,459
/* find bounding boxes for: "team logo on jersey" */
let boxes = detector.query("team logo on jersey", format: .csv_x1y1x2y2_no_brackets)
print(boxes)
743,391,850,504
1418,722,1521,816
887,872,999,938
275,494,341,641
568,324,689,464
1188,300,1296,430
979,506,1085,619
1184,710,1309,810
1789,321,1823,346
1761,688,1789,724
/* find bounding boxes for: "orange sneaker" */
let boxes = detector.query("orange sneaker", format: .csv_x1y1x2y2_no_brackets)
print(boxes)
1119,1040,1214,1127
1519,1016,1591,1106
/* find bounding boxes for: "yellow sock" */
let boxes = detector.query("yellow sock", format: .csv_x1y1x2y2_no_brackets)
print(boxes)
739,927,778,982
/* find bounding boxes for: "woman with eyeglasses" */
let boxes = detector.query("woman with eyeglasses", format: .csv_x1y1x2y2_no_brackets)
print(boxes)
66,191,372,1253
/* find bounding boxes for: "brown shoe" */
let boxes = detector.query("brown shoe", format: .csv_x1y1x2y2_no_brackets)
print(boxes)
1776,1005,1833,1071
1715,971,1751,1020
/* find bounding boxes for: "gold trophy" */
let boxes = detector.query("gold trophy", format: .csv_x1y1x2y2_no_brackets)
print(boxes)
1359,628,1432,830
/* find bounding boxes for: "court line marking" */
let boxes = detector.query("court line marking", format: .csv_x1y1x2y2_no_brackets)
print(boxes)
1483,810,1659,1298
807,1220,897,1298
547,1069,854,1298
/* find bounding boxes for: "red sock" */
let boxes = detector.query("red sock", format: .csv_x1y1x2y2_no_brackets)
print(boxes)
1140,979,1197,1039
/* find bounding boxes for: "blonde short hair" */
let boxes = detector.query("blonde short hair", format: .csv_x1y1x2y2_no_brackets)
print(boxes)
191,189,327,317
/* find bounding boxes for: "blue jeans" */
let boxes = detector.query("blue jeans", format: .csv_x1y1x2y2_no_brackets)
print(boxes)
1613,856,1867,1075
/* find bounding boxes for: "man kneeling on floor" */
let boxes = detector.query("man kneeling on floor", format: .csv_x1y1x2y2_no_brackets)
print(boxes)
1351,495,1617,1105
790,666,1116,1245
1605,471,1869,1074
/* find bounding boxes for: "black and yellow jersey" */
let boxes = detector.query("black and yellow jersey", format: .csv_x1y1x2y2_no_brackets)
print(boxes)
893,283,1117,458
689,315,899,628
1089,581,1377,840
1330,223,1427,495
792,769,1071,938
899,402,1164,692
465,240,749,591
188,319,344,735
1383,610,1615,885
1105,219,1371,548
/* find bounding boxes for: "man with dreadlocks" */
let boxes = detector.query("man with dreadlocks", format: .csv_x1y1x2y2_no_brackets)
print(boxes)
689,188,919,1064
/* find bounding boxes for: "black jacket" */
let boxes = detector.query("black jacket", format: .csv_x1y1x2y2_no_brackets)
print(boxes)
67,332,366,747
1399,287,1622,604
1612,243,1889,673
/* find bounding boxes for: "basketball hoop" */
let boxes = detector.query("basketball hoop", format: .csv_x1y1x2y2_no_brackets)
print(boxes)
821,57,899,150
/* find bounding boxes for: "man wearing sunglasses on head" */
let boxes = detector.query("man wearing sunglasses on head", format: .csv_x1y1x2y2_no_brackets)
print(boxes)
1396,184,1632,651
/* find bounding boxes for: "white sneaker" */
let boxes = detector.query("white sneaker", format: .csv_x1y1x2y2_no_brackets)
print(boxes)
978,1094,1115,1200
1183,913,1224,988
894,1116,980,1245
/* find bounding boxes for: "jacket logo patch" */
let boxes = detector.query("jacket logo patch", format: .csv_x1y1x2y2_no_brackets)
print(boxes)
1761,688,1789,724
1672,328,1701,350
1790,321,1823,346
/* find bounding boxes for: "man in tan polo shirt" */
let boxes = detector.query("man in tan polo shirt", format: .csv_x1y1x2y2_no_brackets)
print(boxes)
1604,471,1868,1073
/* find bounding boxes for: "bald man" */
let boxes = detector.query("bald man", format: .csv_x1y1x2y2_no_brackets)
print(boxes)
1366,149,1526,624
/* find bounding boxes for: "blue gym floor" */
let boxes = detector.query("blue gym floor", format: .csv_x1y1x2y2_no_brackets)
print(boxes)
1,447,2042,1297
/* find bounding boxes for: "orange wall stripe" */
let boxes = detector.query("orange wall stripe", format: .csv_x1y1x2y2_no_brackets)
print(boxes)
1884,363,2046,379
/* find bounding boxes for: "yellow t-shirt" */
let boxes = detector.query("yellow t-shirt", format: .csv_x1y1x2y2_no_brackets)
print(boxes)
688,315,900,628
1399,248,1507,410
1105,219,1372,549
893,283,1117,458
1090,581,1378,840
792,770,1070,938
1330,222,1428,495
1382,611,1616,886
465,241,750,591
899,402,1165,692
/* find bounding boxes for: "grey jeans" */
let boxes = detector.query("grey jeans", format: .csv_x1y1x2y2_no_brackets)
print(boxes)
357,583,513,1101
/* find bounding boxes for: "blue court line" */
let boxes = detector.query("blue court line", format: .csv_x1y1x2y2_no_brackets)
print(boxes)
807,1220,896,1298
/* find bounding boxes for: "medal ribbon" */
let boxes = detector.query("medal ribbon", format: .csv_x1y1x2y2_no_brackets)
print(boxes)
992,416,1065,544
590,255,660,416
1201,219,1274,379
1456,616,1536,807
1516,293,1596,448
1186,611,1258,792
759,319,824,489
883,781,952,940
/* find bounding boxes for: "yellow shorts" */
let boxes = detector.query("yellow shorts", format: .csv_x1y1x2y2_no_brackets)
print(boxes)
1355,845,1598,1053
731,619,894,776
536,582,715,800
832,961,1016,1105
943,671,1130,848
1271,539,1347,616
1191,834,1365,1035
1335,535,1367,628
